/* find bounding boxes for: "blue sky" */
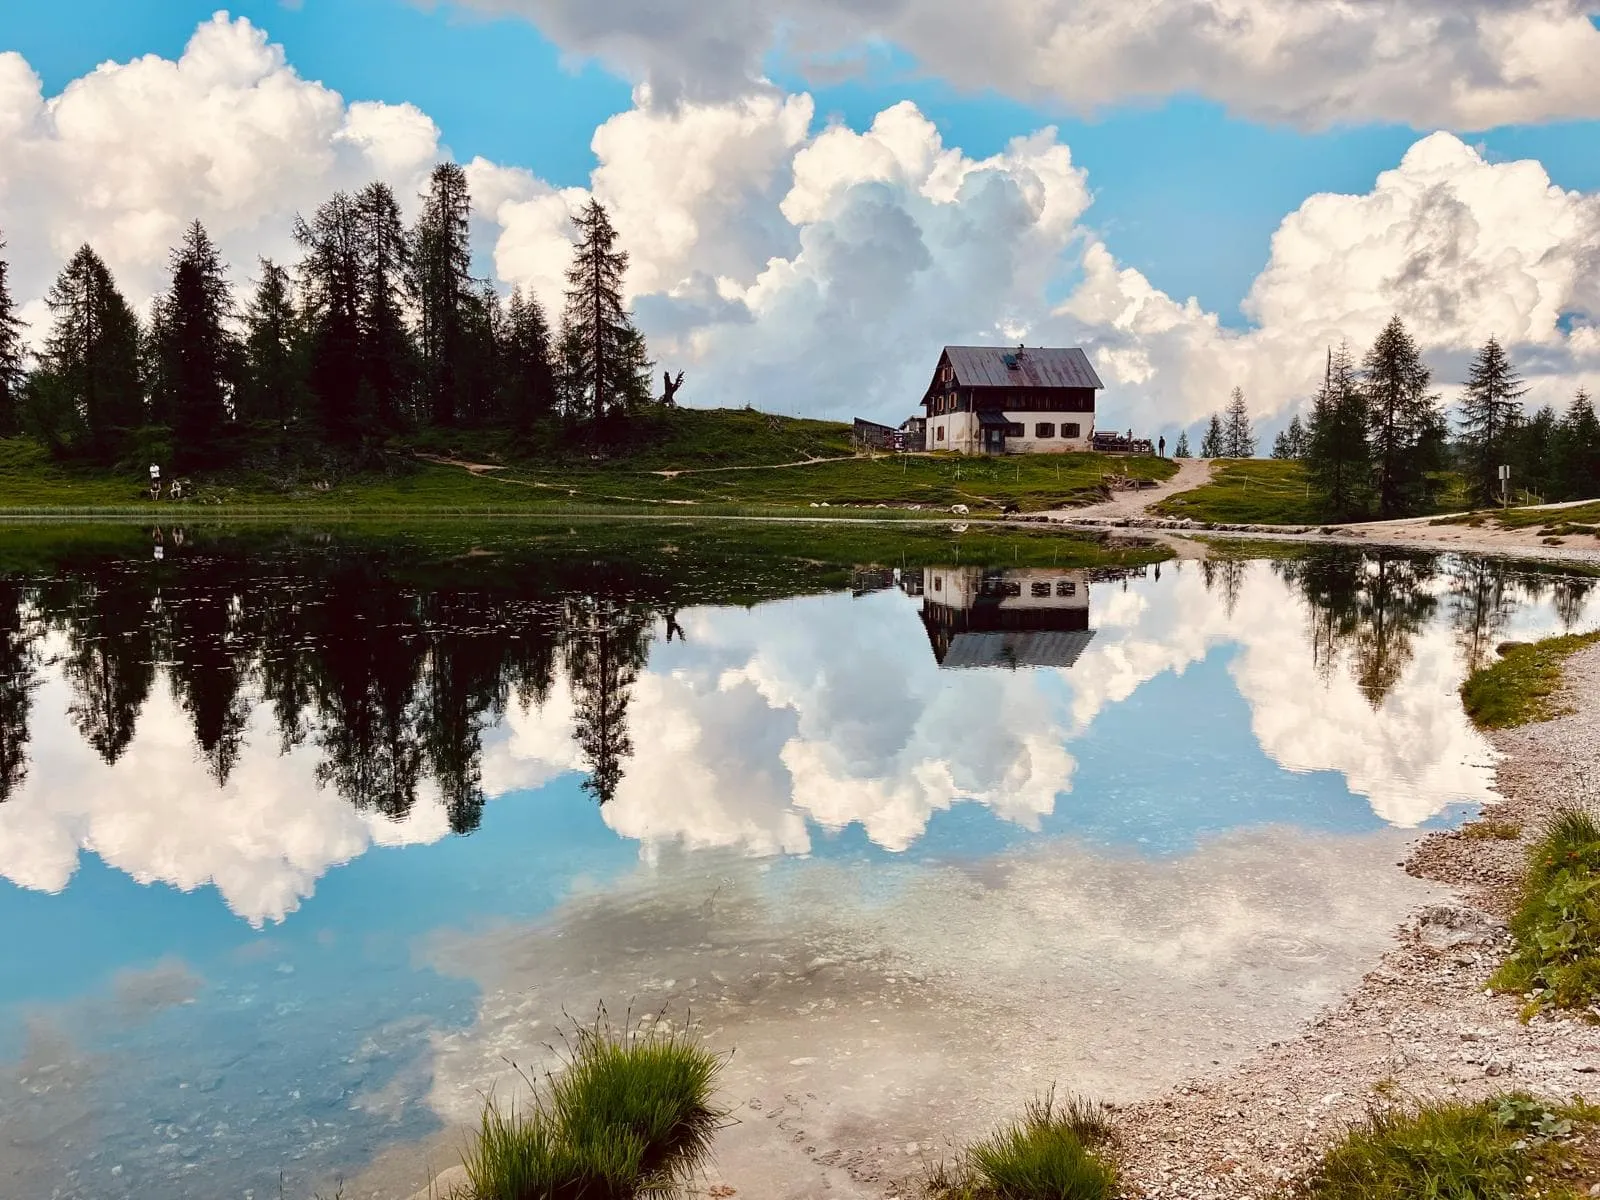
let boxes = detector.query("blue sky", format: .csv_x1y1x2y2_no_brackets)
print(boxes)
5,0,1599,329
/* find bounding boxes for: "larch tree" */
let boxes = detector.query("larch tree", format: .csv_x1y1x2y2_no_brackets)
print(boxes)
410,163,472,427
1222,387,1256,458
37,245,143,459
355,182,413,431
239,259,305,431
1306,342,1372,518
1459,335,1528,506
1271,414,1307,460
295,192,367,443
560,198,651,426
1199,412,1224,458
0,234,24,436
1362,316,1442,518
1173,429,1191,458
152,220,238,467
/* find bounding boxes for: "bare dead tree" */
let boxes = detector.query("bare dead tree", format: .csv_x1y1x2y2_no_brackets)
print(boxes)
661,370,684,406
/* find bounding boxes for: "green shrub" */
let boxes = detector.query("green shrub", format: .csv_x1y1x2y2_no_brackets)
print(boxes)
930,1091,1117,1200
1303,1093,1588,1200
461,1014,726,1200
1491,808,1600,1016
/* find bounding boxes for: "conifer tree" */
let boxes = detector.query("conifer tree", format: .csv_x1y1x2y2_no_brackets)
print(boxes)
0,234,24,436
502,287,557,431
1271,414,1307,460
295,192,367,443
1511,405,1558,501
1173,429,1191,458
356,183,413,430
151,220,237,466
1306,342,1372,518
560,198,651,426
411,163,473,427
239,259,305,431
37,245,143,458
1459,335,1528,506
455,280,505,427
1558,388,1600,500
1362,316,1441,517
1199,412,1224,458
1222,387,1256,458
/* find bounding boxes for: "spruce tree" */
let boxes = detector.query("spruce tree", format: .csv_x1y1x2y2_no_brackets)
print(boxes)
355,182,413,430
1222,387,1256,458
295,193,367,444
411,163,472,427
1271,427,1294,459
0,234,24,436
456,280,504,427
1173,430,1191,458
38,245,143,459
239,259,306,431
1306,342,1372,519
1511,405,1558,502
1558,389,1600,500
1199,412,1224,458
560,198,652,426
502,287,557,430
1362,316,1441,518
1459,335,1528,506
152,220,237,467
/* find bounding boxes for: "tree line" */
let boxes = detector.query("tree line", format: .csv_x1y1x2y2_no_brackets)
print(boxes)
1180,317,1600,518
0,169,664,471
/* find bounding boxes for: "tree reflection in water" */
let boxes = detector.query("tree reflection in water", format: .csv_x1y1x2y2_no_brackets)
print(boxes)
0,534,1592,823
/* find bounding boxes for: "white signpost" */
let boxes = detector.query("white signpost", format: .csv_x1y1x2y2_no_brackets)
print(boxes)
1498,463,1511,509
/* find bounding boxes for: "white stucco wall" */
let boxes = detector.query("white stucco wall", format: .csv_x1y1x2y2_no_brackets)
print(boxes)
923,411,1094,454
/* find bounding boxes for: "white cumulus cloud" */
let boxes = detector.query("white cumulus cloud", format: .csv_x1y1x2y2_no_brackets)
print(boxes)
461,0,1600,130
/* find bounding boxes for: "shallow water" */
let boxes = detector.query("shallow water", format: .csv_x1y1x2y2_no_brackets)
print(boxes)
0,529,1594,1198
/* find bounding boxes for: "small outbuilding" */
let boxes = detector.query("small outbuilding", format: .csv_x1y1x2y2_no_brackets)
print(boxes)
921,345,1102,454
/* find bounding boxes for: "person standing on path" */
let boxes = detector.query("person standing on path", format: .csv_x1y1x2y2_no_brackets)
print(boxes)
1158,435,1166,457
149,463,161,499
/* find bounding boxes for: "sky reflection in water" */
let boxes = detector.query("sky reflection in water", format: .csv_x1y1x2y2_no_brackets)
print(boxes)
0,535,1594,1198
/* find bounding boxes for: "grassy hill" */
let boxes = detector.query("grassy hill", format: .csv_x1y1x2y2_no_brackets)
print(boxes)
1154,458,1472,526
0,407,1176,516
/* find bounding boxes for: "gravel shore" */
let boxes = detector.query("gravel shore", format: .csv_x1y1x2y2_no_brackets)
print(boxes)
1112,642,1600,1199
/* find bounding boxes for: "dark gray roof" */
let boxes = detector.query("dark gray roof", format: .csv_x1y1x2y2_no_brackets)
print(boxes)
945,346,1104,391
939,630,1097,670
976,409,1012,427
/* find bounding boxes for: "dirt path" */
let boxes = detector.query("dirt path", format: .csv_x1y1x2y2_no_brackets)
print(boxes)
1038,457,1214,522
651,453,864,478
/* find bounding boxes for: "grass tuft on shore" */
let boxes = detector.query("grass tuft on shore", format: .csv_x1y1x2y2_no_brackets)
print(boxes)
1459,631,1600,730
1300,1093,1597,1200
928,1090,1117,1200
461,1014,726,1200
1490,808,1600,1018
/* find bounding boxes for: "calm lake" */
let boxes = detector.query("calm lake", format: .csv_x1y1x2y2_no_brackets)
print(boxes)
0,525,1594,1199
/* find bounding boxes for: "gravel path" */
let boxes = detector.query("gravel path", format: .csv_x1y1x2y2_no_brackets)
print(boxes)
1037,458,1215,522
1112,643,1600,1198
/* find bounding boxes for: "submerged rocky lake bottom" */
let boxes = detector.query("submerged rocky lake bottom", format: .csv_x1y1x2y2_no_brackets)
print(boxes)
0,524,1595,1199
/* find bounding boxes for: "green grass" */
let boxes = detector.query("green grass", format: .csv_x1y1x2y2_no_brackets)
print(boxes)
0,413,1175,517
1301,1093,1600,1200
928,1091,1117,1200
1459,820,1524,842
1157,459,1471,527
1154,460,1327,526
1490,809,1600,1018
461,1014,726,1200
1432,501,1600,534
1459,631,1600,730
